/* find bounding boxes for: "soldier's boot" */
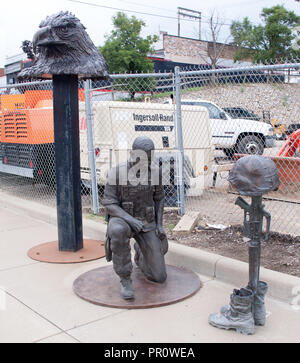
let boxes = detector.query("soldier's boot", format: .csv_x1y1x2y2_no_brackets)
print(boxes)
219,285,252,315
120,276,134,300
220,281,268,326
252,281,268,326
209,288,255,335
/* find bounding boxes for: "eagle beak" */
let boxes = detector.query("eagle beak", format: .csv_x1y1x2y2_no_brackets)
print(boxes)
33,26,50,53
33,26,64,53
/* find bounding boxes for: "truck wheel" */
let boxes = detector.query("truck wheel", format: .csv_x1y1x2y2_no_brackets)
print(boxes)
236,135,264,155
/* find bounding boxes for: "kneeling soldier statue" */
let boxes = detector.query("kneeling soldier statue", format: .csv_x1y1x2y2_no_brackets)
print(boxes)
209,155,280,335
102,136,168,300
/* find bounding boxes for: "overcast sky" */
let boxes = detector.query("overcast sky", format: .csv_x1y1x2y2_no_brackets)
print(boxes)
1,0,299,68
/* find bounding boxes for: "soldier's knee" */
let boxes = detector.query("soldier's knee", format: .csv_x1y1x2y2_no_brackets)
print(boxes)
109,222,130,241
151,269,167,284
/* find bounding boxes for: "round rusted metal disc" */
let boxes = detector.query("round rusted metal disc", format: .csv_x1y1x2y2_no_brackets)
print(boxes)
27,239,106,264
73,265,202,309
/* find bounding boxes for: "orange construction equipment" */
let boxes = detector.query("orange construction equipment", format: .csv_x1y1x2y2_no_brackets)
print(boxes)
0,88,86,144
277,130,300,157
0,90,85,184
0,108,54,144
0,94,25,111
0,92,56,183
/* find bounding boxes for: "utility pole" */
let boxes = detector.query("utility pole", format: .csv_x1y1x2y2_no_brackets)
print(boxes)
177,7,202,40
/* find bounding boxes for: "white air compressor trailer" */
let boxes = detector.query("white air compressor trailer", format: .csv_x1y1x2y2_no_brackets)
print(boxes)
79,101,214,204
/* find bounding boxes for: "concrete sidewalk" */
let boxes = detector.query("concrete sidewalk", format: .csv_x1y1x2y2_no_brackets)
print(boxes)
0,204,300,343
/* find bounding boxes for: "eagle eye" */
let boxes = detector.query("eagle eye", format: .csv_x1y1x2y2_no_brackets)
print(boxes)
60,26,69,33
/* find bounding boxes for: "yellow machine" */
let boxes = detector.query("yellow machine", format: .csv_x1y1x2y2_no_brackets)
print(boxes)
262,111,286,140
270,118,287,140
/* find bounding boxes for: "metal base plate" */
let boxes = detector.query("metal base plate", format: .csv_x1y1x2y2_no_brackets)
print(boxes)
27,239,106,264
73,265,202,309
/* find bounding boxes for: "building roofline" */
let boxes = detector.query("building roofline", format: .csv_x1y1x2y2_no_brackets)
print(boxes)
163,33,235,48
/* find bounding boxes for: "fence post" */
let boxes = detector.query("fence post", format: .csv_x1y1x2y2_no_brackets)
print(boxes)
84,80,100,214
174,66,185,215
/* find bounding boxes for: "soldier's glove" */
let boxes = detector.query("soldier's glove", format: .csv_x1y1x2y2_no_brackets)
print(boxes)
156,225,168,255
130,217,144,234
156,225,167,240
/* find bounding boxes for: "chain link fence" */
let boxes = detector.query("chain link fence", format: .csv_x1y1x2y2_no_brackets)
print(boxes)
0,60,299,238
175,62,300,237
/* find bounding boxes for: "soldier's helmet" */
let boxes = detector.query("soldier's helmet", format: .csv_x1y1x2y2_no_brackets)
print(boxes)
132,136,155,152
228,155,280,196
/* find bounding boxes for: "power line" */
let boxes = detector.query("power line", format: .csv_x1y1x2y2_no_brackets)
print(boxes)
113,0,238,25
68,0,195,21
67,0,233,26
177,7,202,39
113,0,177,15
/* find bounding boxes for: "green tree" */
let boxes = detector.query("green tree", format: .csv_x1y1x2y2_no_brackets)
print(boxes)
99,12,158,99
231,5,300,63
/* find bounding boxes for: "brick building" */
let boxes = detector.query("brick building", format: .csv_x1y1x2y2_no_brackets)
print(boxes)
0,68,6,87
149,33,252,72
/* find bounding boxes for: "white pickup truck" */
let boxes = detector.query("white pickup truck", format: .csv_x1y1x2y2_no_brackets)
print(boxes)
180,99,275,157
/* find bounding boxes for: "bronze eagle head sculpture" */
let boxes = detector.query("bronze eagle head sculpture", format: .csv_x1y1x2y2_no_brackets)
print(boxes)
18,11,109,80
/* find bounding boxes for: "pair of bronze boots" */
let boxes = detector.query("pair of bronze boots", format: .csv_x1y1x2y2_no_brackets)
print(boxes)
209,281,268,335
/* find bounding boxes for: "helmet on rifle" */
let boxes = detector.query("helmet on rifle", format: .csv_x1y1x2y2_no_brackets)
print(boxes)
228,155,280,196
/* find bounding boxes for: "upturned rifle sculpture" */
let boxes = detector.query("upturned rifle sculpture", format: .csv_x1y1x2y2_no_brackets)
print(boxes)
209,155,280,335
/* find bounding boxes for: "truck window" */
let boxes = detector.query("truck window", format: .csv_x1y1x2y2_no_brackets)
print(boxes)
181,101,224,119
